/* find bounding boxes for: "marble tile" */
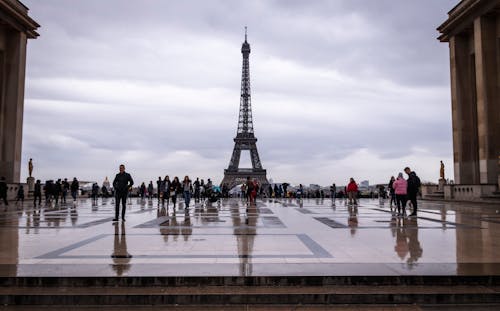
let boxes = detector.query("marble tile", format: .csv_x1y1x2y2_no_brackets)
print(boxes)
1,198,500,276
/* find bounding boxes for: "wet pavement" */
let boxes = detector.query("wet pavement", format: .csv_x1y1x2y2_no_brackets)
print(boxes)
0,197,499,277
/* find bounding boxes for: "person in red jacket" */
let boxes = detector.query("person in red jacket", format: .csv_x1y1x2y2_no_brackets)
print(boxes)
346,178,358,205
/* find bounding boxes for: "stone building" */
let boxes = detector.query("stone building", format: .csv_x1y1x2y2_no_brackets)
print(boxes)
0,0,39,183
437,0,500,200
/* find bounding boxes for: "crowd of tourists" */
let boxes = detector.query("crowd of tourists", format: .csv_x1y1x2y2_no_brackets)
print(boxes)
0,164,422,218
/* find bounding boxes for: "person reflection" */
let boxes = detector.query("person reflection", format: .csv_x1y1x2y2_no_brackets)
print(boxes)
405,217,423,266
347,205,358,236
70,204,78,226
394,217,409,260
230,200,257,276
181,208,193,241
111,222,132,276
160,208,180,243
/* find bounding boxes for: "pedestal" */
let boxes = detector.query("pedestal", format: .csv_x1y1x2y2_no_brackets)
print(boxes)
438,178,446,191
27,177,35,192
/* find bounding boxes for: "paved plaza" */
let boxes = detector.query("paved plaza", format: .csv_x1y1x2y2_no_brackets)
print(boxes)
0,197,499,278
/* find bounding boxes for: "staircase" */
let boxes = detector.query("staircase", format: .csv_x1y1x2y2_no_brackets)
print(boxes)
1,275,499,307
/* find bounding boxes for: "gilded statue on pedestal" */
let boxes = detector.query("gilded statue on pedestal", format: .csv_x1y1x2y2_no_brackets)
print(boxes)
28,158,33,178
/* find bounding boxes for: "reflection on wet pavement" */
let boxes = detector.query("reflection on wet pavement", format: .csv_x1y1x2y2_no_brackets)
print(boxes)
0,197,499,276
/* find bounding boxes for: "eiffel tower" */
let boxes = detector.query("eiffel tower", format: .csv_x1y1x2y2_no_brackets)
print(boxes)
221,29,268,189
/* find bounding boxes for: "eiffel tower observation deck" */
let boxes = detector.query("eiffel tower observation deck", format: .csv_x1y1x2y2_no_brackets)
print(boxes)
221,28,269,188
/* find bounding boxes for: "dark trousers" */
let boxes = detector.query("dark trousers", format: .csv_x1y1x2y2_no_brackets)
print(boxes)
115,192,128,219
34,193,41,206
162,192,169,206
395,194,407,213
408,192,418,213
171,193,177,206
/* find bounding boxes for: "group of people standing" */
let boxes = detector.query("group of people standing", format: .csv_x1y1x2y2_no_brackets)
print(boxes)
33,177,80,207
112,164,215,222
387,167,421,216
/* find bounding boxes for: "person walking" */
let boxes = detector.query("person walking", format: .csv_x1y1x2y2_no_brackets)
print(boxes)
156,177,163,201
158,177,165,204
112,164,134,222
330,183,337,202
91,182,99,204
62,178,69,204
33,179,42,207
70,177,79,202
388,176,396,207
182,176,193,208
170,176,180,208
16,185,25,203
162,176,171,206
392,173,408,215
346,178,358,205
245,177,254,203
139,182,146,200
0,177,8,206
54,179,62,205
147,181,154,200
405,167,421,216
193,178,200,201
251,179,259,203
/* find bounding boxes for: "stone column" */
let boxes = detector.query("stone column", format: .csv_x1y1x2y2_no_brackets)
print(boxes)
449,34,480,185
0,28,27,183
473,16,500,185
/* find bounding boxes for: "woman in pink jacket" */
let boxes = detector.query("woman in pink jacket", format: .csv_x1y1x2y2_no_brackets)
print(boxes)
392,172,407,215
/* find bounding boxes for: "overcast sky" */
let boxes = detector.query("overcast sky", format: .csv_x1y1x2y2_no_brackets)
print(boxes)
21,0,459,186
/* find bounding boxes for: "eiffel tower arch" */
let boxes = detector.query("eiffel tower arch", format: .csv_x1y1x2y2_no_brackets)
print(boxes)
221,29,269,189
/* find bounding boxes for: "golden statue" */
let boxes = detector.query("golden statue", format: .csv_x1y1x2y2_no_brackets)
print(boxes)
28,158,33,178
440,160,445,180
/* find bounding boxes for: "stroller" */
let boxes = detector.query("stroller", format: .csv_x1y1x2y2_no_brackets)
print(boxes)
206,185,222,203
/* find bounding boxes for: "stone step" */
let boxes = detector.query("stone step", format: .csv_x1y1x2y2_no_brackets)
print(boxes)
1,285,499,305
1,277,499,306
1,276,499,287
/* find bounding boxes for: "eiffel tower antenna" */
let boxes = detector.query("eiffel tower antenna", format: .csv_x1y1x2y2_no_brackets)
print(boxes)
221,29,268,188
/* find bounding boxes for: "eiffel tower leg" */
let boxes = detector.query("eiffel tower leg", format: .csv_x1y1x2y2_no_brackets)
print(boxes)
228,144,242,171
249,144,263,169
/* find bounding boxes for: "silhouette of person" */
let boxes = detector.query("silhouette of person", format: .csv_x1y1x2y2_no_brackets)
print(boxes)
112,164,134,222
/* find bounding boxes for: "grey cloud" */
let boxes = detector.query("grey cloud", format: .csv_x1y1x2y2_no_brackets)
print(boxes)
21,0,458,185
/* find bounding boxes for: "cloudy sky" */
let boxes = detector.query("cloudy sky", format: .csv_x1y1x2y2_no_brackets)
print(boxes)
21,0,459,186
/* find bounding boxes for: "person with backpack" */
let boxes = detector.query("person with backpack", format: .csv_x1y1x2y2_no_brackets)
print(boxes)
405,167,421,216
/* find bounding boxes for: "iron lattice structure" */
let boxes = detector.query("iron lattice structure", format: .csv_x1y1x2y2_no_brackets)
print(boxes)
221,30,268,189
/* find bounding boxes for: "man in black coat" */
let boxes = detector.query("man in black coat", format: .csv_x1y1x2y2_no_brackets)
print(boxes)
34,180,42,207
113,164,134,222
405,167,421,216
